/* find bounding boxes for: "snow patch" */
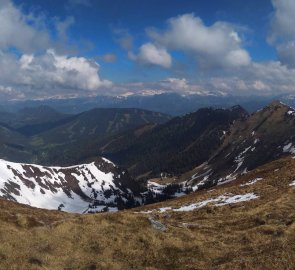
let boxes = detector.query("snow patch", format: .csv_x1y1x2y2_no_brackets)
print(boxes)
140,193,259,213
0,158,137,214
234,146,252,172
283,142,295,155
240,178,263,186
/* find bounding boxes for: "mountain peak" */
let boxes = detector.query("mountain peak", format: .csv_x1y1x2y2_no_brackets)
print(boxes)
267,100,289,109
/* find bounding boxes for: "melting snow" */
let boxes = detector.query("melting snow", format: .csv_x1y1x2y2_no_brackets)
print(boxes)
254,139,260,144
140,193,259,213
0,158,133,213
240,178,263,186
283,143,295,155
234,146,252,172
290,180,295,186
217,174,237,185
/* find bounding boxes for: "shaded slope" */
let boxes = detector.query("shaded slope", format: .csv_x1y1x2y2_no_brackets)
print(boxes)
0,123,35,162
189,101,295,188
34,108,171,146
0,107,170,165
0,105,70,130
98,106,248,178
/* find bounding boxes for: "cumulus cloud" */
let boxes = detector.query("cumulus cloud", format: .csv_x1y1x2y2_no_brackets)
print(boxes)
130,43,172,68
269,0,295,42
147,13,251,69
0,0,51,53
203,61,295,95
269,0,295,67
159,78,190,91
0,0,112,100
114,60,295,97
0,50,112,100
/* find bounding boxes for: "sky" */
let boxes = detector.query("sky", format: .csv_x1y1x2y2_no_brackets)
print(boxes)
0,0,295,100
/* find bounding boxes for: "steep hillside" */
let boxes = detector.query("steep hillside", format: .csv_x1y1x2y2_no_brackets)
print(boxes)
97,106,248,178
188,101,295,189
33,108,170,145
0,124,35,162
0,156,294,269
0,107,170,165
0,157,141,213
0,105,70,130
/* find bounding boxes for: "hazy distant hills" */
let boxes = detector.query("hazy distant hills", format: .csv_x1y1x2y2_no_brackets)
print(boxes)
34,108,171,145
0,105,70,129
0,93,280,116
0,106,171,164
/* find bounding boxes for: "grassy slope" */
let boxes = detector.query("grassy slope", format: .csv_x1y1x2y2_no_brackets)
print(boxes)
0,156,295,269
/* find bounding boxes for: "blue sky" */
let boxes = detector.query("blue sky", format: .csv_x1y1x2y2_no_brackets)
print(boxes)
1,0,295,100
15,0,275,80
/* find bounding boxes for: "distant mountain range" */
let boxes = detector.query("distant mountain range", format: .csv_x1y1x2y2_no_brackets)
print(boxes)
0,93,285,115
0,107,170,164
1,99,295,212
0,105,69,129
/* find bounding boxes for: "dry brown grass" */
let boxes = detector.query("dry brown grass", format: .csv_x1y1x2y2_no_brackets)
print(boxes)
0,157,295,269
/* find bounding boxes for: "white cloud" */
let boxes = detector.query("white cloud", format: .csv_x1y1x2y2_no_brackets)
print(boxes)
147,13,251,69
269,0,295,42
269,0,295,67
130,43,172,68
0,50,112,100
0,0,112,101
117,61,295,96
159,78,190,91
203,61,295,95
0,0,51,53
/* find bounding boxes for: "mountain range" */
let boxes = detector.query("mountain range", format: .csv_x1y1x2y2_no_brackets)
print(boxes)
0,99,295,269
0,107,170,164
1,99,295,212
0,93,283,115
186,101,295,189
